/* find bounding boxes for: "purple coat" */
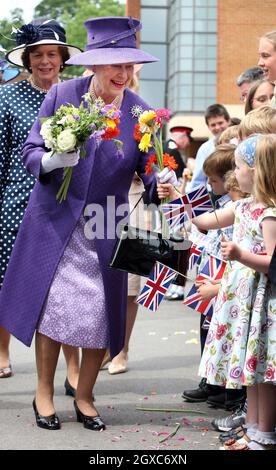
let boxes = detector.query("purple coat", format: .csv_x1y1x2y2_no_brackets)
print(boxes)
0,76,158,355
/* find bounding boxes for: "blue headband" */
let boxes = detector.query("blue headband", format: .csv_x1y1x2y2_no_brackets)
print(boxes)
235,134,261,167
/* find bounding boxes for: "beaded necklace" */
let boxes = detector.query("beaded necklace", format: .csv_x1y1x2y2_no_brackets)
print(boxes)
89,77,121,108
27,75,48,93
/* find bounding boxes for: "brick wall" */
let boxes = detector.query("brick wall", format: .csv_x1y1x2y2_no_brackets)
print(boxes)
218,0,276,104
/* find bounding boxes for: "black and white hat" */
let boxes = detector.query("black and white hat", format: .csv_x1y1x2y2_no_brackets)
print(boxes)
6,19,82,67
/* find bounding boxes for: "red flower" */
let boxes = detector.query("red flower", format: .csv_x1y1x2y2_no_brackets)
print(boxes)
246,355,257,372
265,366,275,381
145,154,157,175
134,123,142,142
145,152,178,175
216,324,227,340
102,127,120,140
162,153,178,171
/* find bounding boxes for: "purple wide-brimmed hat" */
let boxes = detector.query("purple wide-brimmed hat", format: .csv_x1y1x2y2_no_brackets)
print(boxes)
66,16,159,66
6,19,82,67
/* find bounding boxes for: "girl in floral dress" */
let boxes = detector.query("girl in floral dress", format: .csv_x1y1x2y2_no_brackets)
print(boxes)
189,134,276,450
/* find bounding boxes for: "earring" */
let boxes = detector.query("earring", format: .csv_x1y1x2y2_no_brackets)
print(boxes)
60,64,64,71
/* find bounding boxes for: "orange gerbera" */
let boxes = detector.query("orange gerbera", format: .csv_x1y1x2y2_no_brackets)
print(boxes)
162,153,178,171
102,127,120,140
133,123,143,142
145,154,157,175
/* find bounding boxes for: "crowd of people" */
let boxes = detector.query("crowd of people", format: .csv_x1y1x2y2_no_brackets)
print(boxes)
0,14,275,451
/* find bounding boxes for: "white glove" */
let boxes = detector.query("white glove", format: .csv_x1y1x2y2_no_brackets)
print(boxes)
157,167,178,185
41,150,80,174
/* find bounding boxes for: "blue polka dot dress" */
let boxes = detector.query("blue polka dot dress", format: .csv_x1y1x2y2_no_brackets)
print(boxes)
0,79,46,287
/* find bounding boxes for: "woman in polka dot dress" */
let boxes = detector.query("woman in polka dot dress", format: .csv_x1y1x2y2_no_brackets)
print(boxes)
0,20,81,378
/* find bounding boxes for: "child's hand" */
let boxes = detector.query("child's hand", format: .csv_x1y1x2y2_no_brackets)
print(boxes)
196,280,219,301
221,240,241,261
195,279,216,287
157,183,180,201
182,168,192,181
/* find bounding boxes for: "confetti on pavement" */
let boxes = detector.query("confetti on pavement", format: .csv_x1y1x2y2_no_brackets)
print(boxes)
185,338,199,344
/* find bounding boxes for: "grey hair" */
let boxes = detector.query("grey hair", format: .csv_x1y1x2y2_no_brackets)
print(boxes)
236,67,264,86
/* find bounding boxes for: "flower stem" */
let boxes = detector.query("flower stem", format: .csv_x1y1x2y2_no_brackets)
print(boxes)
56,167,73,203
135,406,206,414
160,196,170,239
159,423,181,443
152,129,163,171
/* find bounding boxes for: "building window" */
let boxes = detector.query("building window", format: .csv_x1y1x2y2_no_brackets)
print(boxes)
168,0,217,113
139,0,217,112
140,2,169,108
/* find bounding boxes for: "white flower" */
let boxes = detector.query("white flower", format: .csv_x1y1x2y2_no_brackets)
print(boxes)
56,129,77,153
130,104,143,118
56,116,69,125
40,119,55,149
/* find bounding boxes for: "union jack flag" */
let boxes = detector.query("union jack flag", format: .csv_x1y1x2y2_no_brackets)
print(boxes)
161,185,213,231
183,255,226,316
136,262,176,312
161,200,189,231
181,185,213,218
188,243,204,271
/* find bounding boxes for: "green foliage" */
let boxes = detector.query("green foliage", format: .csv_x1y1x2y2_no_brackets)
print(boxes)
0,9,24,53
34,0,79,20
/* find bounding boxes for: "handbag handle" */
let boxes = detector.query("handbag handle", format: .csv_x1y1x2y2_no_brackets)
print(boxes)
128,191,145,219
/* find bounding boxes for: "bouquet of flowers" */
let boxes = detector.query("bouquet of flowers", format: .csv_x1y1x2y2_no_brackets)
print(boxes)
40,93,123,202
133,108,178,175
133,107,178,236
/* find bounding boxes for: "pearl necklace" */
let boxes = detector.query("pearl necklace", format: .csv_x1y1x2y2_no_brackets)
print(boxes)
89,77,121,108
27,75,49,94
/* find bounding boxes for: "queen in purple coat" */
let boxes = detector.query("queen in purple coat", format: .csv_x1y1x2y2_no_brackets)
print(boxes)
0,17,160,431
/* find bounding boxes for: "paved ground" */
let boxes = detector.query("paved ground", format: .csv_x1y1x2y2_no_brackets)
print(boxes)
0,289,227,451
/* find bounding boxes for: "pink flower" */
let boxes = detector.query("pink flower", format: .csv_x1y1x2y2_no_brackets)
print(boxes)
154,108,172,127
216,324,227,340
251,207,265,220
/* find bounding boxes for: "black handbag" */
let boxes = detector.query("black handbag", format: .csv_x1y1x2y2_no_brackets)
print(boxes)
109,195,192,284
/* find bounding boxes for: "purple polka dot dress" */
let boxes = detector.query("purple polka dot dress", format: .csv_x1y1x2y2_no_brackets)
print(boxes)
38,216,109,348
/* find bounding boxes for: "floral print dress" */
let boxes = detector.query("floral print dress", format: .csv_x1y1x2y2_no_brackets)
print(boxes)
199,198,276,389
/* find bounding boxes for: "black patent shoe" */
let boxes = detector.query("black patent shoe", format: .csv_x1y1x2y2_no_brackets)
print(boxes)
32,399,61,430
64,377,95,401
73,400,105,431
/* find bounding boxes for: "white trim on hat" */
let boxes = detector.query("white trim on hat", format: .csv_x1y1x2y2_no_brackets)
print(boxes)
6,40,82,67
